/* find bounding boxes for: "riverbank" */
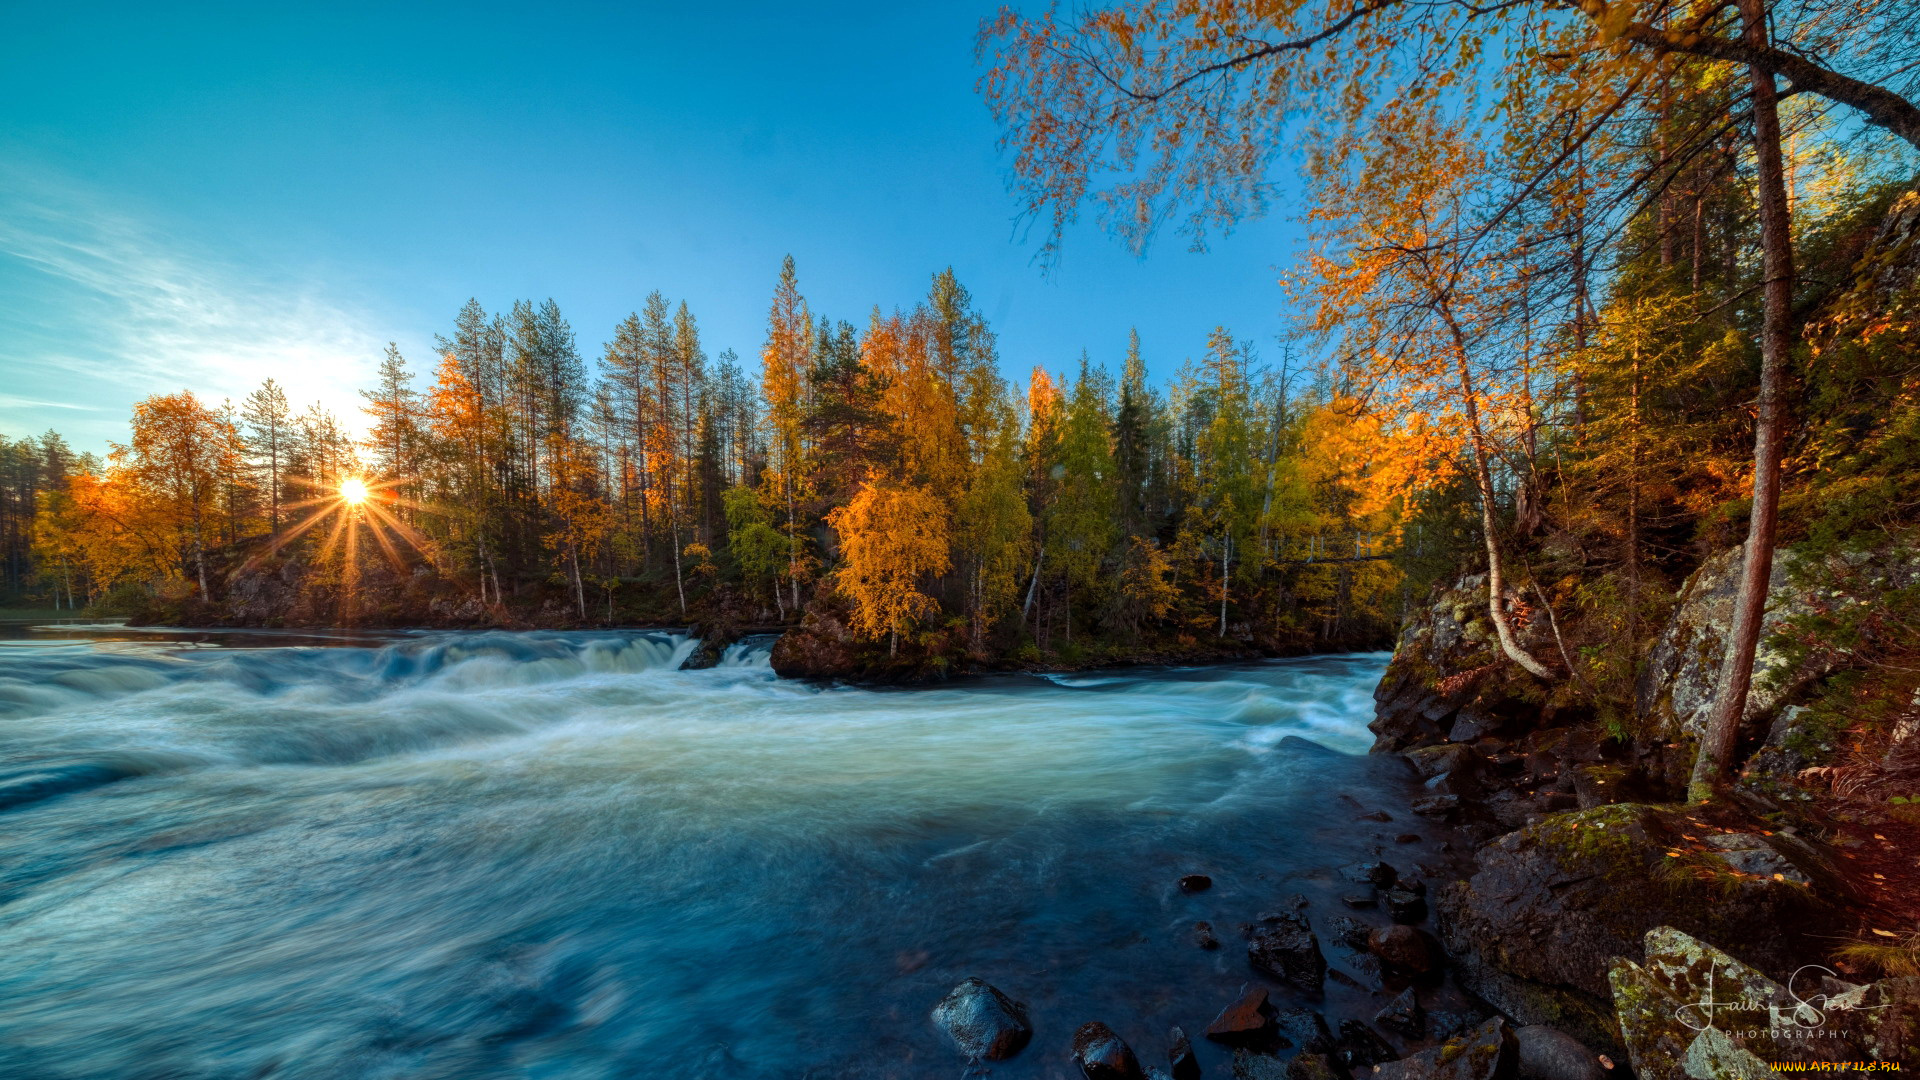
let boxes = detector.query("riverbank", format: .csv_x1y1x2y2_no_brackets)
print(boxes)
1331,572,1920,1076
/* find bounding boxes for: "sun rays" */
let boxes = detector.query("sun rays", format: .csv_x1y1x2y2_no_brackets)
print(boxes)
245,474,438,581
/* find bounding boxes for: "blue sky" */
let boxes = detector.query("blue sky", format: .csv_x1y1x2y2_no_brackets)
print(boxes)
1,2,1309,453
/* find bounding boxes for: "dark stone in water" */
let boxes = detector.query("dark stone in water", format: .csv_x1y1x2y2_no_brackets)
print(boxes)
1073,1021,1145,1080
1247,912,1325,991
1205,986,1275,1045
1179,873,1213,893
1513,1025,1606,1080
931,977,1032,1061
1327,914,1374,951
1357,809,1393,822
1411,794,1460,817
1396,833,1422,844
1334,1019,1398,1069
1386,887,1427,924
1194,920,1220,950
1368,924,1438,975
1169,1025,1201,1080
1342,860,1398,888
1342,893,1378,909
1376,986,1425,1038
1272,1007,1334,1054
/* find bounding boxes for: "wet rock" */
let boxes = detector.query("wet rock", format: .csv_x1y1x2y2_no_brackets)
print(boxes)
931,977,1032,1061
1386,887,1427,924
1073,1021,1145,1080
1195,921,1221,950
1230,1049,1288,1080
1333,1019,1397,1069
1272,1007,1334,1054
1411,794,1460,817
1357,809,1394,823
1169,1025,1201,1080
1282,1053,1341,1080
1146,1069,1175,1080
1375,986,1425,1038
1367,924,1438,975
1342,860,1399,888
1342,893,1378,909
1205,986,1276,1046
1395,833,1422,844
1372,1017,1518,1080
1180,874,1214,894
1247,912,1326,991
1326,914,1373,951
1512,1025,1605,1080
1407,743,1486,782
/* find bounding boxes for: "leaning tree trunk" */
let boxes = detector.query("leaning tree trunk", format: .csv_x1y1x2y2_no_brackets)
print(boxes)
1448,327,1557,680
1690,0,1795,801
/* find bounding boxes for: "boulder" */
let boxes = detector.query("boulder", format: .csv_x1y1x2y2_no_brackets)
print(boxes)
1169,1025,1200,1080
1073,1021,1146,1080
1368,924,1438,975
1634,543,1920,786
1206,986,1277,1046
1333,1019,1397,1069
1386,887,1427,924
931,977,1032,1061
1411,794,1461,817
1272,1008,1335,1054
1512,1025,1605,1080
1195,921,1221,950
1327,914,1374,951
1369,575,1551,753
1180,874,1214,893
1247,912,1326,991
768,601,861,678
1436,799,1835,999
1376,986,1425,1038
1343,860,1400,888
1371,1017,1518,1080
1610,926,1920,1076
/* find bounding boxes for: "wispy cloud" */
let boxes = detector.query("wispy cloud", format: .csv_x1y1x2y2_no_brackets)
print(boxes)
0,162,388,448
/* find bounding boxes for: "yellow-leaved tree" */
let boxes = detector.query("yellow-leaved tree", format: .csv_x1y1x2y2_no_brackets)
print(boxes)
827,476,951,656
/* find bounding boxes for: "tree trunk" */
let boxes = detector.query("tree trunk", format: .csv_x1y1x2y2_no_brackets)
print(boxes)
1690,1,1795,801
1218,529,1230,638
666,484,687,617
1448,329,1556,680
572,549,586,620
1022,541,1046,619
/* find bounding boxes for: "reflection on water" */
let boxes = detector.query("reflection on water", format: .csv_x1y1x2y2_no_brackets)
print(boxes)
0,626,1428,1079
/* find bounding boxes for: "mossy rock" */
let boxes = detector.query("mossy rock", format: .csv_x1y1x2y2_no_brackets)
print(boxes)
1436,804,1843,1025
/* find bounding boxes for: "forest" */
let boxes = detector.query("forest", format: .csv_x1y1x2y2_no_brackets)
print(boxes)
0,260,1426,667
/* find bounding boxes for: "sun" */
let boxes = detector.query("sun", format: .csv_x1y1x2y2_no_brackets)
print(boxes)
339,476,370,505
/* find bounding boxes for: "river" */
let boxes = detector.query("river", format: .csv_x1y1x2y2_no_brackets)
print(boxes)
0,626,1435,1079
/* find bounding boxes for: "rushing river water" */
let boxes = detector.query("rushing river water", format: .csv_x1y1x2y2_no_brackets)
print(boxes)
0,625,1442,1079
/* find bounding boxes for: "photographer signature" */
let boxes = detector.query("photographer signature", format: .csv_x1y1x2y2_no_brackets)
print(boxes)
1674,965,1893,1032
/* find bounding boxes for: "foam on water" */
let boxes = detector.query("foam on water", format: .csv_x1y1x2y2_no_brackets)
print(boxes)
0,630,1414,1080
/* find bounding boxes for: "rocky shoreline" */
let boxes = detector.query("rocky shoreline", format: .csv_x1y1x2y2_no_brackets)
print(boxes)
922,559,1920,1078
